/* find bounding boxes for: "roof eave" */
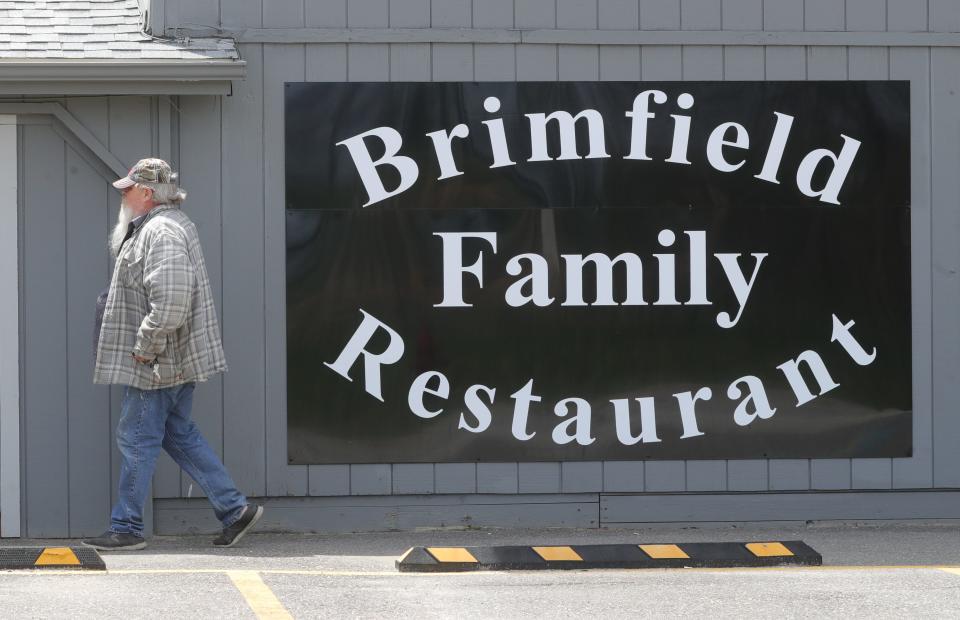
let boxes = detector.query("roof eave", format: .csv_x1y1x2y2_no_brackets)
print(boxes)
0,59,246,81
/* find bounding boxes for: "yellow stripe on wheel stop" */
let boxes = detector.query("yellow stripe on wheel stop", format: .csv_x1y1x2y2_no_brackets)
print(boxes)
34,547,81,566
532,546,583,561
427,547,478,563
746,542,795,557
639,544,690,559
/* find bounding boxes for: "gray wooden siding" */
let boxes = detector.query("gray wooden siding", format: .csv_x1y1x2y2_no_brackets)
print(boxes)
14,0,960,536
166,0,960,35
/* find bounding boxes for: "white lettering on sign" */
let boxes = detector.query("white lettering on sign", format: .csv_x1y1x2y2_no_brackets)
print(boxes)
321,87,881,454
335,127,418,207
432,228,765,329
325,310,878,446
336,92,862,207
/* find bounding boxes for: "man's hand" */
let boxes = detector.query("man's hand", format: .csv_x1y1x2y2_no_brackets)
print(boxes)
132,353,154,364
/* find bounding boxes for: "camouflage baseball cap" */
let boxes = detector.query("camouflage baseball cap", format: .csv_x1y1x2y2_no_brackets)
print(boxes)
112,158,173,189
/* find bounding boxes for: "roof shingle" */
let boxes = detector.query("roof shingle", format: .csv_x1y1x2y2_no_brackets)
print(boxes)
0,0,239,62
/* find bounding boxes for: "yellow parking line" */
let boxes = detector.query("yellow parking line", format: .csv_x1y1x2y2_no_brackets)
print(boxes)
940,568,960,577
227,570,293,620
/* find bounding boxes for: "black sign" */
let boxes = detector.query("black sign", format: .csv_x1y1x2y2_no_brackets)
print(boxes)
285,82,911,464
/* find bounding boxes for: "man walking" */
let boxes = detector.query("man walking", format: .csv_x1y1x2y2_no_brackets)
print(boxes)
83,158,262,551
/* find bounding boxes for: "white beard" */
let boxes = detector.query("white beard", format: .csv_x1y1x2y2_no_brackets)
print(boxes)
109,200,135,258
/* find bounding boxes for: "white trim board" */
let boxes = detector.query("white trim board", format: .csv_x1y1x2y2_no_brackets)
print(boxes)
0,114,20,537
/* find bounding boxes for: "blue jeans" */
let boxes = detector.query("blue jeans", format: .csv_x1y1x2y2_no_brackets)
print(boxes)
110,382,247,537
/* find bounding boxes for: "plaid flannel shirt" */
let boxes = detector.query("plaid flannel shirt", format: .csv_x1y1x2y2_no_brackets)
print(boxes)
93,204,228,389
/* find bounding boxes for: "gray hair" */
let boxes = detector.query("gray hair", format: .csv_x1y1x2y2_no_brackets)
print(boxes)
140,180,187,205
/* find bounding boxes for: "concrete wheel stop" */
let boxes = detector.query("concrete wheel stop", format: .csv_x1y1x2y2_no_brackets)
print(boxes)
0,546,106,571
396,541,822,572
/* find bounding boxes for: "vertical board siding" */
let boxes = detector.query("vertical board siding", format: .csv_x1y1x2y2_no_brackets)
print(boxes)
641,0,681,29
891,46,934,489
519,462,561,493
603,461,644,492
22,123,69,537
432,0,472,27
474,0,514,28
599,46,642,80
222,44,267,498
393,464,435,494
804,0,845,31
887,0,929,33
348,0,389,28
392,43,433,80
811,460,852,490
929,47,960,487
517,44,558,80
762,0,803,30
600,0,640,30
391,0,430,28
64,145,113,535
263,43,307,497
262,0,303,28
558,0,598,29
515,0,556,29
852,459,893,489
599,0,642,80
929,1,960,33
350,464,392,495
559,45,600,79
477,463,519,493
221,0,262,29
722,0,763,30
165,0,218,31
846,0,886,32
306,0,347,27
433,42,475,79
0,116,18,538
562,462,603,493
435,463,477,493
682,0,722,30
681,45,724,79
308,464,350,496
62,97,116,531
476,44,517,80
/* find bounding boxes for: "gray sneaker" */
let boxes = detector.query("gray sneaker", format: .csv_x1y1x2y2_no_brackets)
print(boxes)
213,504,263,548
81,530,147,551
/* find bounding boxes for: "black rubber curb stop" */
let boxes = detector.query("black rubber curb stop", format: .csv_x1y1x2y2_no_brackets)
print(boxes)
0,547,106,571
396,541,822,572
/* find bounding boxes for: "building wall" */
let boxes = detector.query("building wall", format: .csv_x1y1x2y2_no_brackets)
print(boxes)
11,0,960,537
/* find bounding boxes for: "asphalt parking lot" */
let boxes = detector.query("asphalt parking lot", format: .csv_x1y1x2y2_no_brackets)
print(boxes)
2,522,960,619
